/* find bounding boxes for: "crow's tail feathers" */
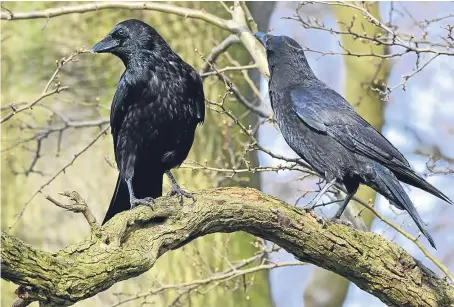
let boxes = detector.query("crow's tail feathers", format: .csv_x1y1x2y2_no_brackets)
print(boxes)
102,170,164,225
102,175,130,225
373,165,436,249
393,165,453,205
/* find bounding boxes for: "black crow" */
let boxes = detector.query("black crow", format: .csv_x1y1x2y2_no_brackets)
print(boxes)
255,32,452,248
92,19,205,224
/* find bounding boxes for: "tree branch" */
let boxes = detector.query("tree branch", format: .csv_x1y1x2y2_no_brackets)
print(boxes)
2,188,453,307
0,2,270,77
45,191,100,233
1,50,90,124
0,2,229,30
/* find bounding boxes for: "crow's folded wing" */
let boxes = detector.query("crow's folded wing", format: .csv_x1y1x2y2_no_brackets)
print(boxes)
289,86,410,168
188,70,205,124
110,73,132,152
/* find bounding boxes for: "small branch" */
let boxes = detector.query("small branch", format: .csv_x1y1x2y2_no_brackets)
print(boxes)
2,188,454,307
181,161,304,174
1,2,270,77
197,45,271,119
200,35,241,74
306,1,407,46
201,64,257,77
0,2,230,31
1,49,91,124
1,86,68,124
240,1,258,33
111,260,304,306
46,191,100,233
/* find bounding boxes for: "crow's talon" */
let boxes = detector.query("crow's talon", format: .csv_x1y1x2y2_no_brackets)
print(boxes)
130,197,155,209
167,188,195,204
307,209,318,218
307,210,327,227
318,216,327,228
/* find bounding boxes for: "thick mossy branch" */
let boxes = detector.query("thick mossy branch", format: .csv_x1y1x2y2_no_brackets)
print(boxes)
1,187,454,306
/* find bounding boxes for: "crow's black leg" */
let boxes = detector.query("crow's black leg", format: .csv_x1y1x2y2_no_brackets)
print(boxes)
125,178,155,209
306,178,337,210
333,192,354,219
166,171,195,203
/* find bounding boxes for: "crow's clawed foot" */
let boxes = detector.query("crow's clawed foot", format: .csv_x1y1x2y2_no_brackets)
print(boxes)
167,187,195,204
329,217,353,228
307,209,327,228
318,216,327,228
130,197,155,209
165,171,195,204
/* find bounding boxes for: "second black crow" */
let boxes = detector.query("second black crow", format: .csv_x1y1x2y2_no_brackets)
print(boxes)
256,32,452,248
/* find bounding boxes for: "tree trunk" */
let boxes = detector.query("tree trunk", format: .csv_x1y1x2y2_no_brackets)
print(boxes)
303,2,390,307
1,2,273,306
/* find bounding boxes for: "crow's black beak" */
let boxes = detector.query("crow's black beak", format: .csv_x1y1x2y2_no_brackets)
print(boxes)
92,36,119,53
254,32,267,46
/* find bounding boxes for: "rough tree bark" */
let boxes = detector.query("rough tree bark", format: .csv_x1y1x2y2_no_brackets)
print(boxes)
304,2,389,306
2,188,454,307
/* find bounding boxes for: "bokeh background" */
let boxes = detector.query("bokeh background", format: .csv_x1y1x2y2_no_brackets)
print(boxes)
2,2,453,307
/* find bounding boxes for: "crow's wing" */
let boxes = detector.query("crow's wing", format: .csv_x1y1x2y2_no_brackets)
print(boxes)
110,73,132,152
289,85,410,168
188,69,205,124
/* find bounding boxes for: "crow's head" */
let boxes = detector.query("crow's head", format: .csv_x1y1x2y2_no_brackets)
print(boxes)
255,32,303,60
92,19,169,64
255,32,314,79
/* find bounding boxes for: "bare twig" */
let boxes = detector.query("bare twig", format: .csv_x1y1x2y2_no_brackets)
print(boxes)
200,35,241,74
198,47,271,119
111,260,304,307
1,86,68,124
1,50,92,124
46,191,100,232
240,1,258,33
0,2,230,31
201,64,257,77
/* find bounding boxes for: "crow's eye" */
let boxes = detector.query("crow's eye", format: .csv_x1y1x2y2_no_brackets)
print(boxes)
117,29,126,37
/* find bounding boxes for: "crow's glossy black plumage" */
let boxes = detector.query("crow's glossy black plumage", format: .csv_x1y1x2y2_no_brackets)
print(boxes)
256,33,452,248
92,19,205,224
